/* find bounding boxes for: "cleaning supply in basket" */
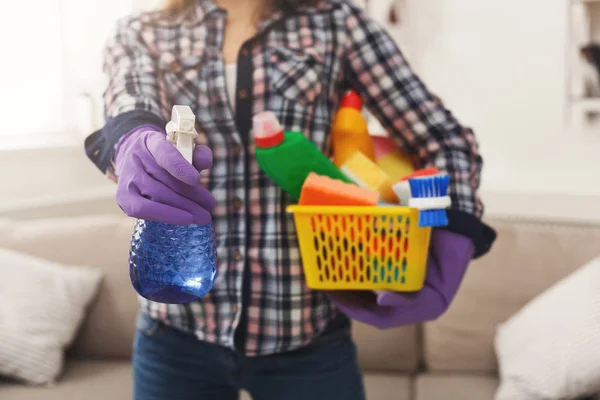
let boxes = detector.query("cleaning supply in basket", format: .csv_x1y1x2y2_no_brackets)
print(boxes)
392,167,439,206
299,172,379,206
408,173,451,228
253,111,352,201
370,134,416,182
128,105,217,304
340,151,398,204
331,90,376,167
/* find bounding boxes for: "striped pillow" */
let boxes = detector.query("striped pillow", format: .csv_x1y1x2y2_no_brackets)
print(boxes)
0,248,103,385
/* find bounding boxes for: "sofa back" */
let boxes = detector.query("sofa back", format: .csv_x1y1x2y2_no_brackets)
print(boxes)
0,215,138,359
2,214,598,375
0,214,421,371
423,218,600,373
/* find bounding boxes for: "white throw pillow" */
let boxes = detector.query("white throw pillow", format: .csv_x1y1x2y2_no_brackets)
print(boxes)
0,248,103,385
495,255,600,400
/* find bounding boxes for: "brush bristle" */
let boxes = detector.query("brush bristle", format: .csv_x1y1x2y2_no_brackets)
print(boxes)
418,210,449,227
408,174,450,228
408,174,450,198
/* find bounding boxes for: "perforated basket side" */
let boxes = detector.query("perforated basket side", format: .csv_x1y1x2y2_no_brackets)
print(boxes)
288,206,431,291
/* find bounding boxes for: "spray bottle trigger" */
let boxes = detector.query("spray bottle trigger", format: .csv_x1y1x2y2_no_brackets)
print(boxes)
166,106,198,164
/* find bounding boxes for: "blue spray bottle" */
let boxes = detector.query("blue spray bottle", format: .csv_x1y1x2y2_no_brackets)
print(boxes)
128,105,217,304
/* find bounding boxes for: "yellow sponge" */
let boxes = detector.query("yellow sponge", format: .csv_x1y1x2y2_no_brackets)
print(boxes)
340,151,399,204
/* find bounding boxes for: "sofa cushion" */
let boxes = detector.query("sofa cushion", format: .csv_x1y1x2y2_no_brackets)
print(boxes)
362,374,412,400
353,322,419,372
423,218,600,372
0,360,132,400
1,361,410,400
415,374,498,400
0,216,139,359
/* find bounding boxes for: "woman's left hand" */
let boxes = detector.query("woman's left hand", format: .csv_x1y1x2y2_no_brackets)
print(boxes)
327,230,475,329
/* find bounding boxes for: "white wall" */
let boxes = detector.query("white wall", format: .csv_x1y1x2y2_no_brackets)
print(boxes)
2,0,599,222
0,146,117,216
384,0,600,199
0,0,156,216
0,0,137,217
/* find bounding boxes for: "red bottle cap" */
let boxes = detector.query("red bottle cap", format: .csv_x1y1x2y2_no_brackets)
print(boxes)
400,167,440,181
253,111,285,148
340,90,363,110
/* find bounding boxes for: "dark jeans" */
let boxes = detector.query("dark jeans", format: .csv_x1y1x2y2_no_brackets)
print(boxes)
132,313,366,400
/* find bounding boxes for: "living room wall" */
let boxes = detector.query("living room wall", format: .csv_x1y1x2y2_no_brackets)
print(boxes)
2,0,599,222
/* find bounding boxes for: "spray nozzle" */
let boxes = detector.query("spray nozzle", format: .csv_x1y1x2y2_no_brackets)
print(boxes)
166,105,198,163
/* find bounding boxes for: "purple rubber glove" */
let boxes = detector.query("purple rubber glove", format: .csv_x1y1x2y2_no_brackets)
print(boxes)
114,125,216,226
327,229,475,329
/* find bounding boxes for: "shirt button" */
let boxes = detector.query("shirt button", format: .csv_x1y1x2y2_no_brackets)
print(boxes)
232,144,242,155
232,304,239,313
238,89,248,99
168,60,180,72
232,198,243,210
233,250,242,262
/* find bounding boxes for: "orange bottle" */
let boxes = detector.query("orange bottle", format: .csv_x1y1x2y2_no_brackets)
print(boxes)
331,90,376,167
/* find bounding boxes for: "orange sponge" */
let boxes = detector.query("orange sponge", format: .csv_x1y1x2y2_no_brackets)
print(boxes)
299,173,379,206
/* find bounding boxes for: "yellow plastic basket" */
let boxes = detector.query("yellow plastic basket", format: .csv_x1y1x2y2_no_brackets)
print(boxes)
287,206,432,292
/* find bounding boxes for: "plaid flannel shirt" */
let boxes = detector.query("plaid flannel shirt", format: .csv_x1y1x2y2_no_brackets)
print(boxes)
85,0,496,356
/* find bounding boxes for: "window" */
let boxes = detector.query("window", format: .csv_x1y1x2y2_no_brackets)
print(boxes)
0,1,143,149
0,1,67,138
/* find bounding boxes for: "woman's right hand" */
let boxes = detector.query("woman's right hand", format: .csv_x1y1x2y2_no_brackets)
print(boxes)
114,127,216,226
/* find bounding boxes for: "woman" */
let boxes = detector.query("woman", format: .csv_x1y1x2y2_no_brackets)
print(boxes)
84,0,497,399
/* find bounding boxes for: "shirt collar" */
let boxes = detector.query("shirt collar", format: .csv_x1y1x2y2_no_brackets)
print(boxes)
191,0,284,32
193,0,220,24
191,0,334,32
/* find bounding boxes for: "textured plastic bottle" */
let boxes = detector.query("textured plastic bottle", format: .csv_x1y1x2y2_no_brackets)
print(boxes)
253,111,352,201
331,90,376,167
128,106,217,304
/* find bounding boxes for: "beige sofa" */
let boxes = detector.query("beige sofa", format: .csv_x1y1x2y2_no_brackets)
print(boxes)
0,213,599,400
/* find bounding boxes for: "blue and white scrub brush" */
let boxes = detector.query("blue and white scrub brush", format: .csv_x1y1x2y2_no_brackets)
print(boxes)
407,174,451,227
